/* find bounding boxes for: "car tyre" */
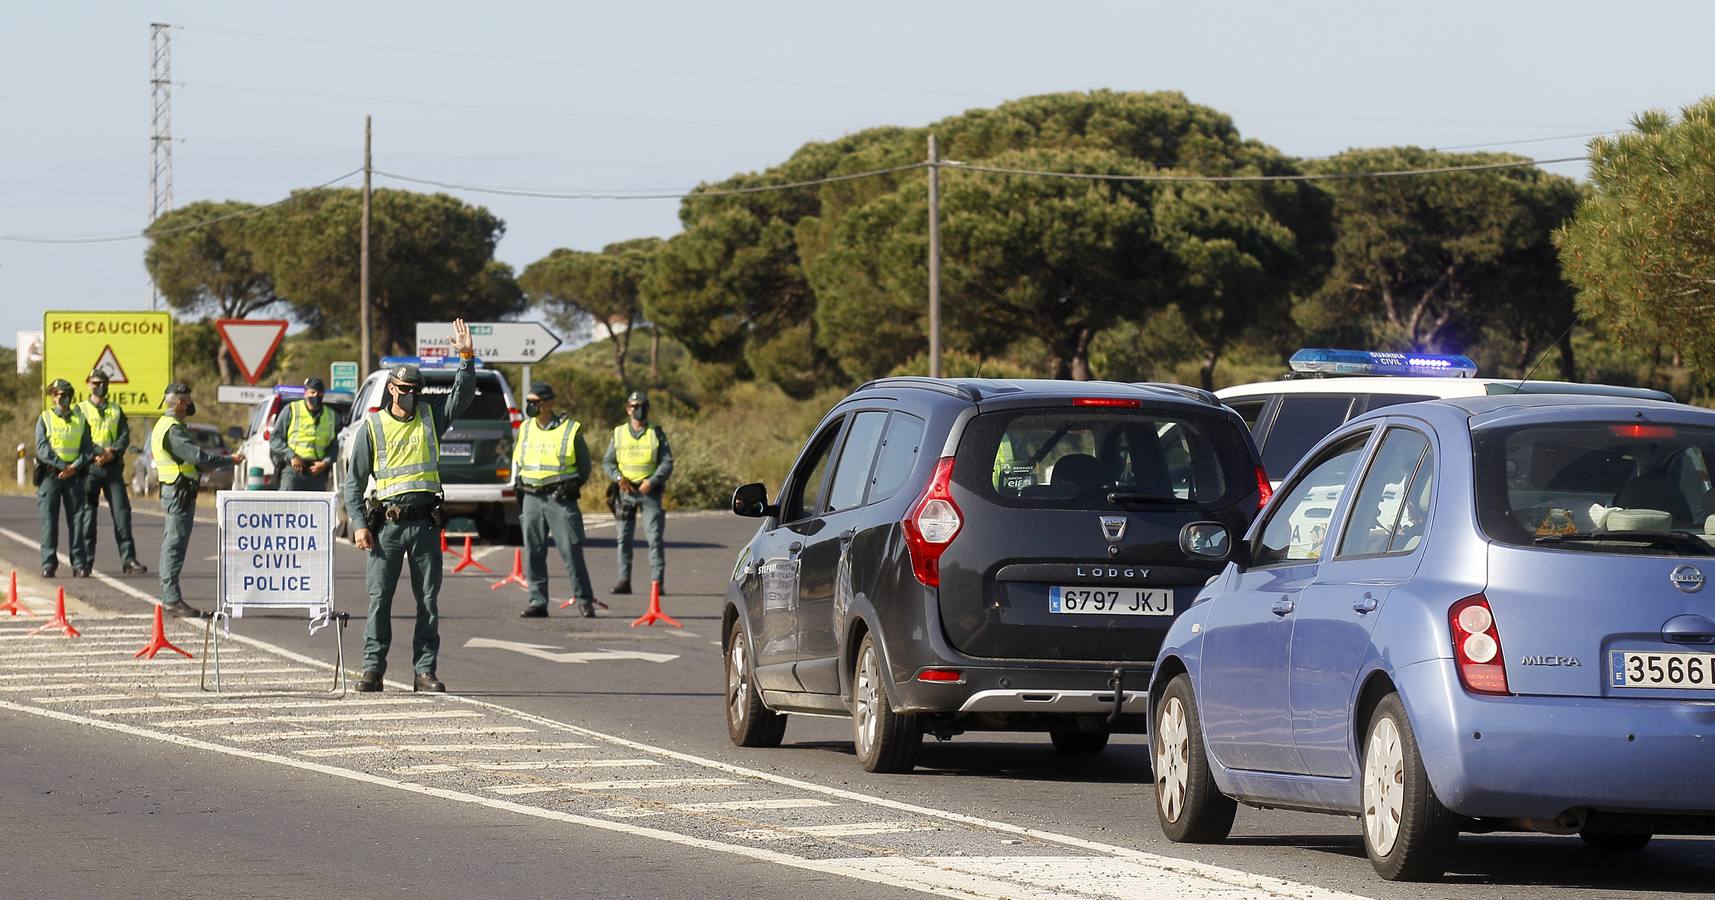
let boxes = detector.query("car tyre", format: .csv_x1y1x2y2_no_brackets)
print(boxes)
1049,731,1110,753
1362,693,1456,881
851,633,921,773
725,619,786,748
1154,674,1236,843
1578,829,1652,851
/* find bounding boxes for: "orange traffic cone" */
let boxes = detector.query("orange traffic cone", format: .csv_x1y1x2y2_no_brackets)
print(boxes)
490,549,527,590
451,535,492,574
27,587,78,637
133,604,191,659
0,570,33,617
629,581,681,628
440,530,452,556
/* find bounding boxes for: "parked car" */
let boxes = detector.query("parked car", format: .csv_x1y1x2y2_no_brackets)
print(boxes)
236,387,354,490
1218,348,1674,485
129,420,236,496
723,377,1268,773
1149,395,1715,881
332,357,521,540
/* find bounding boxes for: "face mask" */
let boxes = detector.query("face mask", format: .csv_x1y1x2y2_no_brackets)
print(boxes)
184,400,197,417
90,384,108,400
630,405,648,422
524,400,541,418
52,395,70,413
394,390,418,417
305,395,323,412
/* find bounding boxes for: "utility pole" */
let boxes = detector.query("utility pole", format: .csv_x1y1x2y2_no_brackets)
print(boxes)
926,133,942,379
148,23,174,311
360,115,372,377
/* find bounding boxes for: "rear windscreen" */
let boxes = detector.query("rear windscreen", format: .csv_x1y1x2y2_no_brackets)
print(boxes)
953,407,1250,509
419,373,510,423
1474,421,1715,555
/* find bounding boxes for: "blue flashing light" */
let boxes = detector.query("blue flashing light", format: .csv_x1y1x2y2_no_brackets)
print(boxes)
379,355,481,369
1289,348,1477,379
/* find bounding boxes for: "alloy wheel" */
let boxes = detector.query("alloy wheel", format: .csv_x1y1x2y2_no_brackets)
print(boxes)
727,638,749,729
853,643,880,757
1155,696,1190,822
1364,715,1405,857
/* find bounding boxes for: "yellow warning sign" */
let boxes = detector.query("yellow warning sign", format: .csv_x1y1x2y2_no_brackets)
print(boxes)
43,311,173,412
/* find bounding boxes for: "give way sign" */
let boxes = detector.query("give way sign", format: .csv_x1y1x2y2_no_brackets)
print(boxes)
215,319,289,385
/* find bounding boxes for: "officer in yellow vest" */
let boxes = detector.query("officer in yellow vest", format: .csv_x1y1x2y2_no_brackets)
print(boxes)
269,376,338,491
36,379,94,578
153,382,241,617
79,369,146,575
512,381,597,618
342,320,476,693
603,391,673,594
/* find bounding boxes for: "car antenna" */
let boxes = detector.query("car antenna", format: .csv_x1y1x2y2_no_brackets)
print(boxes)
1511,320,1578,394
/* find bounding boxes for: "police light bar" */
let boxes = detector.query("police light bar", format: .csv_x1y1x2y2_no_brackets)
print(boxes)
1288,348,1476,379
273,385,306,398
379,355,482,369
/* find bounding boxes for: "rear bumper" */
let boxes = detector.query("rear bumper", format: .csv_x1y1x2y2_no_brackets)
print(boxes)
891,663,1152,732
1398,659,1715,821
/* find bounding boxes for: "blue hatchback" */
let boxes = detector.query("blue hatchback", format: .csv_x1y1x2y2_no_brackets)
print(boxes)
1148,395,1715,881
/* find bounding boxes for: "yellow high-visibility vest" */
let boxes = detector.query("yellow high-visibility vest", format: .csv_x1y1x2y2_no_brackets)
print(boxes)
150,416,198,484
286,400,336,460
40,409,87,464
367,410,441,500
513,417,582,488
612,424,660,482
78,400,121,447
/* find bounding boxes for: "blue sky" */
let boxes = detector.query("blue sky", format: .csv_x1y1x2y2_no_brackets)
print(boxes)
3,0,1711,347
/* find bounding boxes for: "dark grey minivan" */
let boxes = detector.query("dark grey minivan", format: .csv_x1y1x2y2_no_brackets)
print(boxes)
724,377,1268,772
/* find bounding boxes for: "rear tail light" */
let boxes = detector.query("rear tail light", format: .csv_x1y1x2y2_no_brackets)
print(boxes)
366,406,381,415
1450,594,1509,695
1072,397,1142,408
902,457,962,587
508,407,523,430
1255,465,1273,510
1610,423,1675,440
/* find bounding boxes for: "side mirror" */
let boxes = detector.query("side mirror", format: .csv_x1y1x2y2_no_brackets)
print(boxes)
225,426,245,441
731,482,776,518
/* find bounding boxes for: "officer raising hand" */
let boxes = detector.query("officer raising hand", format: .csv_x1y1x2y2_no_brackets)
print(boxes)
343,318,476,693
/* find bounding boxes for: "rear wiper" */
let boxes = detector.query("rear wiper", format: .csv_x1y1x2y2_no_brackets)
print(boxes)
1534,529,1715,555
1107,491,1188,505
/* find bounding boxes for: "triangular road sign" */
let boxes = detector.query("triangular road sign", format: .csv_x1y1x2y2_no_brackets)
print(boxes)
90,345,129,383
214,319,289,385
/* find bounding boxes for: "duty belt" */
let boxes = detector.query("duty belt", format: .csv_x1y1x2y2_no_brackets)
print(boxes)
383,503,438,523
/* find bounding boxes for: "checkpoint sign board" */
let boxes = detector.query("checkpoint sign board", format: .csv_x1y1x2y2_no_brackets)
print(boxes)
217,490,337,617
417,321,561,363
43,311,172,411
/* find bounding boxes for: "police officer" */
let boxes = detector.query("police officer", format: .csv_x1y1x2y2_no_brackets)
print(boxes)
153,382,241,617
512,381,597,618
604,391,673,594
36,379,94,578
343,319,476,693
270,376,338,491
80,369,146,575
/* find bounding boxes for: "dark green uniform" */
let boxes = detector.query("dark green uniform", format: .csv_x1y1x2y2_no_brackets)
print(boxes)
514,415,595,613
269,398,339,492
35,406,94,575
341,359,474,676
152,412,236,606
603,421,674,589
79,397,141,570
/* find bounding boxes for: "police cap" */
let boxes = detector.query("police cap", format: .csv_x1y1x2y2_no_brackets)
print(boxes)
528,381,555,401
87,369,110,384
388,364,423,387
626,391,648,407
47,378,74,394
162,381,191,397
303,376,327,392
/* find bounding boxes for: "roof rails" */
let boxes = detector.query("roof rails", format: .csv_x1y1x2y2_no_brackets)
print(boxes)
855,377,983,402
1131,383,1221,406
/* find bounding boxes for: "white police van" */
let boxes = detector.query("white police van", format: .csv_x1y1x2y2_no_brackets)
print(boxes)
1219,348,1674,484
331,356,523,541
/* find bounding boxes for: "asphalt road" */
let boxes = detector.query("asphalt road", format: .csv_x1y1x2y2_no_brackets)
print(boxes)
1,493,1711,899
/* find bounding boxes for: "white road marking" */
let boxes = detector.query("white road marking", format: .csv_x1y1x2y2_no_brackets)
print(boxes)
171,697,431,709
463,637,678,664
162,710,480,728
35,693,135,703
465,759,664,772
490,778,740,796
297,745,392,757
297,742,597,757
675,799,835,812
226,726,535,741
594,807,662,819
794,822,940,837
393,764,461,774
91,705,195,716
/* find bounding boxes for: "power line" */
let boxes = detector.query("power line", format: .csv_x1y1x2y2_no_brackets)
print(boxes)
0,167,361,244
944,155,1586,184
374,163,927,200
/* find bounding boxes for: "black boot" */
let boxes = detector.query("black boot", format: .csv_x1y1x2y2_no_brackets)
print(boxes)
354,670,384,693
611,581,631,595
577,603,598,619
413,672,446,693
162,600,203,618
519,605,548,619
122,560,148,575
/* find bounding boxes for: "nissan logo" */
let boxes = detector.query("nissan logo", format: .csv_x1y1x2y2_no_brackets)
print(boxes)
1671,564,1706,594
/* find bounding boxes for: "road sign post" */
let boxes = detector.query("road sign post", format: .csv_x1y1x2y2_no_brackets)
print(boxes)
215,319,289,385
415,322,561,364
43,311,172,411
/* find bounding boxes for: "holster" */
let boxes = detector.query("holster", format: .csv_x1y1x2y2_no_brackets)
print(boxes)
363,499,386,533
553,482,579,504
32,463,47,487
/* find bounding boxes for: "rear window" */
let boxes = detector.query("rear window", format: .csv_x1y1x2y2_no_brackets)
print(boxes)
953,406,1251,509
419,373,510,422
1474,421,1715,556
1260,395,1354,476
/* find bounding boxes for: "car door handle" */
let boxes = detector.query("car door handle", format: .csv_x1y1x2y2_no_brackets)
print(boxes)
1272,596,1295,617
1353,593,1379,614
787,541,803,553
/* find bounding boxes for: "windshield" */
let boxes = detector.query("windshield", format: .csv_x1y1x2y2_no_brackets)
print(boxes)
1474,420,1715,556
953,406,1249,509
